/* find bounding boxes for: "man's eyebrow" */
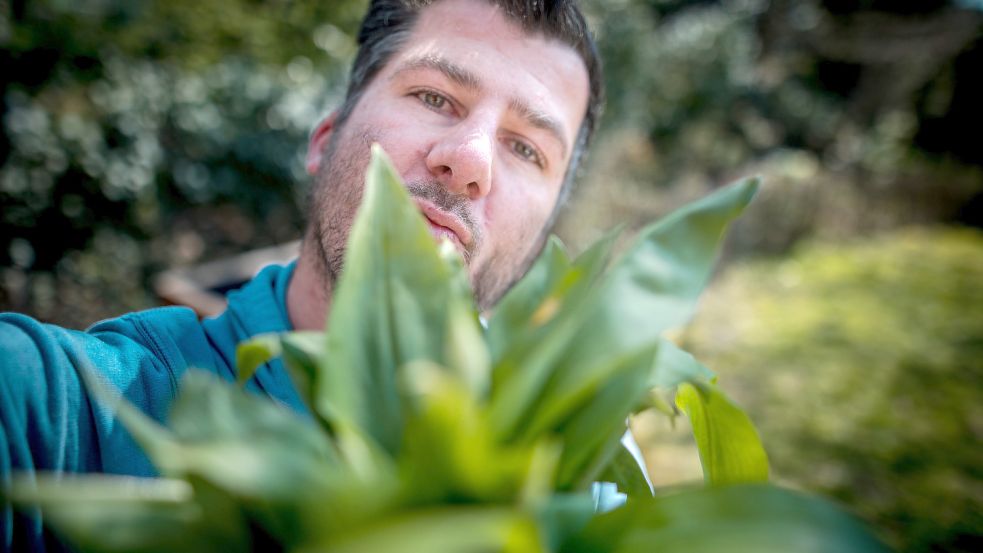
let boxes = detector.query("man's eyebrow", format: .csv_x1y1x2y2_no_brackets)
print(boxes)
508,96,569,159
392,54,481,91
393,54,570,159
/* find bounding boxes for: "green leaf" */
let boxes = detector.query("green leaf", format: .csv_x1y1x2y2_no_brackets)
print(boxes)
487,236,572,364
551,346,655,490
488,232,619,441
440,243,491,398
599,177,759,337
570,225,623,280
562,484,890,553
278,330,328,411
166,371,340,500
236,331,329,415
75,369,347,546
675,380,769,486
597,443,652,500
235,333,282,386
487,237,575,405
488,226,619,370
298,506,545,553
539,178,758,425
318,144,471,454
517,438,563,508
491,178,757,449
167,372,372,547
533,493,596,553
398,361,531,504
649,338,715,389
5,475,249,553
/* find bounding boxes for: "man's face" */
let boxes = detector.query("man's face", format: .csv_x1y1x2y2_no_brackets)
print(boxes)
307,0,590,310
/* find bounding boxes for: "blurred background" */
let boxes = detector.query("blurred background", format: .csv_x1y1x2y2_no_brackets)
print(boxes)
1,0,980,550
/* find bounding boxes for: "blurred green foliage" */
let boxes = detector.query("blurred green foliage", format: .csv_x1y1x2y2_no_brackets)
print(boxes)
684,227,983,552
1,0,365,326
561,0,982,254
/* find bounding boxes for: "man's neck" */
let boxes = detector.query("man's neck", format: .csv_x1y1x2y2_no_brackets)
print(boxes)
286,253,332,331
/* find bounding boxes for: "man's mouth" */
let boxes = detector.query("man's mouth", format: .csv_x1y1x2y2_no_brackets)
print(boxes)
414,199,473,259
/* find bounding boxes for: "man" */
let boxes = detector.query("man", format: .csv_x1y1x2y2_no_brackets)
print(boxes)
291,0,600,324
0,0,610,550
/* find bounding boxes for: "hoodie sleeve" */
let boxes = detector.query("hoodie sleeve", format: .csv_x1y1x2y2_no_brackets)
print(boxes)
0,310,190,552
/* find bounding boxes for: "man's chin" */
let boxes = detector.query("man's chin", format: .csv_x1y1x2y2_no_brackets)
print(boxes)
472,262,515,313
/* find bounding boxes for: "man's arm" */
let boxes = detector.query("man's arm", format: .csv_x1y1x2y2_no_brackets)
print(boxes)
0,312,183,551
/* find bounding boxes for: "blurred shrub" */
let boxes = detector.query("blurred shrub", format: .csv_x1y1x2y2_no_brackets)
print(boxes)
1,0,364,326
683,226,983,552
560,0,982,253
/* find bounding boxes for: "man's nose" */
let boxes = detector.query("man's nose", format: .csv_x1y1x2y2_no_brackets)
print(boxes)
425,121,493,200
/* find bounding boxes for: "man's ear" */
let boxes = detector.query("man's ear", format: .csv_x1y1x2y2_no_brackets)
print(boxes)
306,111,339,175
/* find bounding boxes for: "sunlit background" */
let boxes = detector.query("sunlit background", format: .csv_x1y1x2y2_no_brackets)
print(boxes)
1,1,981,551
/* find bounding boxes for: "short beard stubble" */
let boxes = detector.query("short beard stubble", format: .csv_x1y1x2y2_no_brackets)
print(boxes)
305,125,550,313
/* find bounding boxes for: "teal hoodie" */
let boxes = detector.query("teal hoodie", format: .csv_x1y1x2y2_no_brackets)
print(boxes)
0,262,306,551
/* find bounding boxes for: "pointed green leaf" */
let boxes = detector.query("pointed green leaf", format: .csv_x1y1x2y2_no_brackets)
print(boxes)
650,338,715,390
553,349,655,490
517,438,563,508
676,380,769,486
562,484,889,553
533,492,596,553
74,368,346,548
166,371,340,500
520,344,655,450
6,475,249,553
164,372,359,547
399,361,530,504
488,226,619,369
331,421,399,487
488,236,572,366
300,507,545,553
235,333,282,386
537,178,758,427
488,231,620,440
490,178,757,446
443,301,492,400
598,177,759,337
598,443,652,500
511,179,756,485
318,144,468,454
234,332,325,406
73,362,302,550
278,331,328,411
440,242,491,398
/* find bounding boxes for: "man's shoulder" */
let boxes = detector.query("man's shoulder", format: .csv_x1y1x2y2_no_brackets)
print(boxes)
0,305,201,338
99,306,224,378
86,305,209,360
0,306,216,396
0,306,222,460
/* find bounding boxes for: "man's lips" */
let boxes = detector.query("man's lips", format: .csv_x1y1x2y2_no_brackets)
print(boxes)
414,199,473,252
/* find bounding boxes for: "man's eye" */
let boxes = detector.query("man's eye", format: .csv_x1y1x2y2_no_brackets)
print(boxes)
512,140,542,166
417,91,447,109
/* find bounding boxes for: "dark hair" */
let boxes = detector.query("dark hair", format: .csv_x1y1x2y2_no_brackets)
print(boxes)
337,0,604,206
